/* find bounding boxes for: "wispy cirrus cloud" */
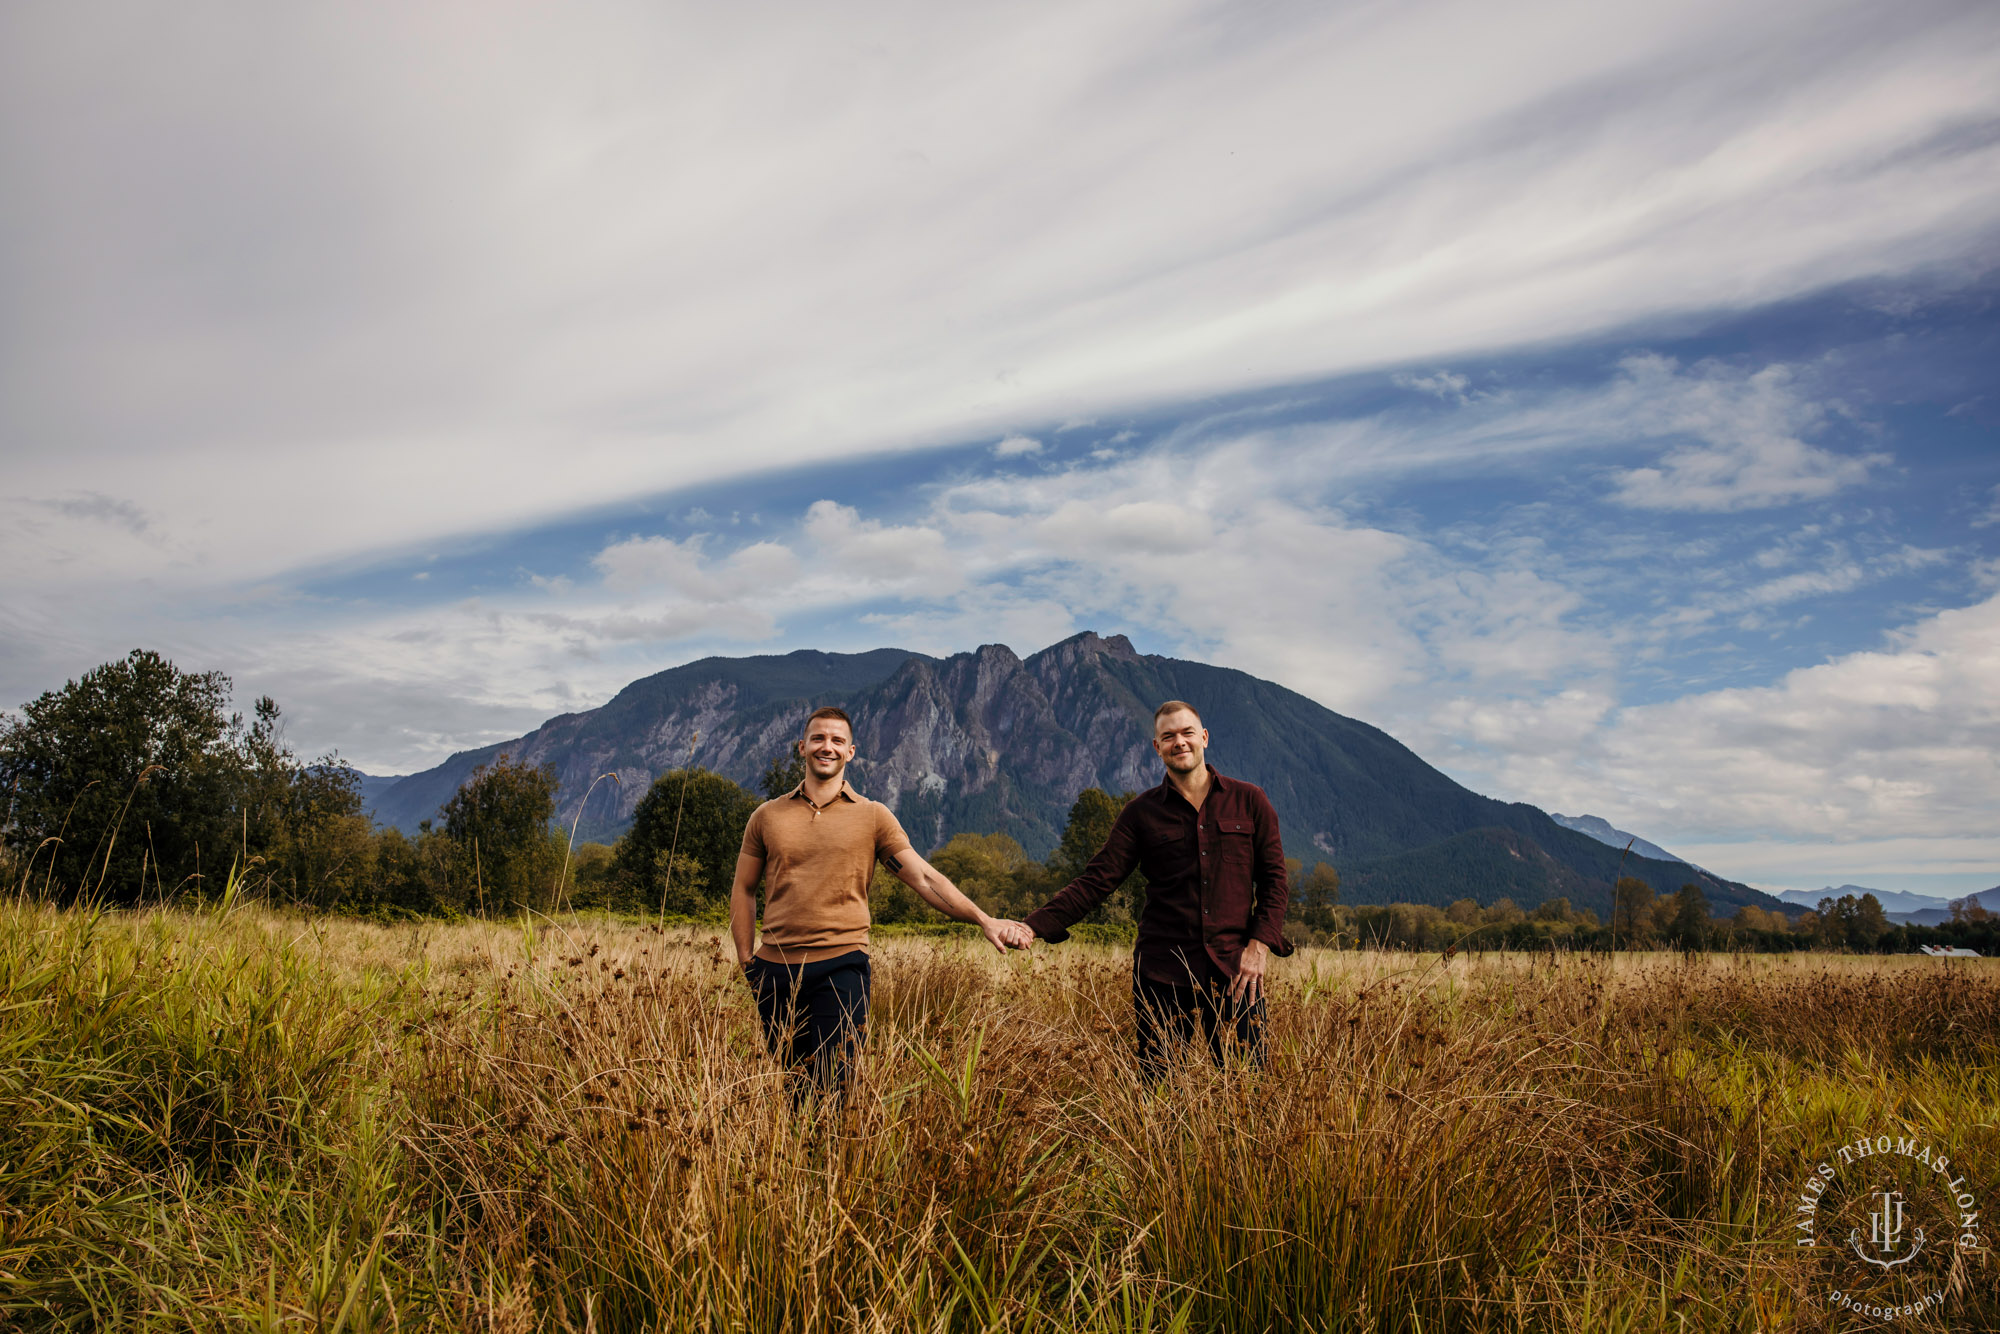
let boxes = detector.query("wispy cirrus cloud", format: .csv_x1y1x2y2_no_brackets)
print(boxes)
2,0,1996,596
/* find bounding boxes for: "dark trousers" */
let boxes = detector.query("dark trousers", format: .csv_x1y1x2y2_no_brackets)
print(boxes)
747,950,871,1096
1134,966,1266,1081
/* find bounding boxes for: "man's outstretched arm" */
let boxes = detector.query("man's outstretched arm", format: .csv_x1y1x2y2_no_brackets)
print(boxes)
889,850,1025,954
1020,810,1141,945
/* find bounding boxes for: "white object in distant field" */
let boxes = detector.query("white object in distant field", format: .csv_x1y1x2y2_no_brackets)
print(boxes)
1918,945,1981,958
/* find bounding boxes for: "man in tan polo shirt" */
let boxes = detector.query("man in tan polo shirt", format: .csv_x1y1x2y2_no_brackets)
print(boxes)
729,705,1022,1095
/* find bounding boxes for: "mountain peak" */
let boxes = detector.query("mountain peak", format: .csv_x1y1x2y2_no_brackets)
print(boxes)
1548,813,1685,867
1034,630,1139,664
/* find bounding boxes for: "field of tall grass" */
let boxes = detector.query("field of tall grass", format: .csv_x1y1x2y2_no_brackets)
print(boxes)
1,901,1993,1332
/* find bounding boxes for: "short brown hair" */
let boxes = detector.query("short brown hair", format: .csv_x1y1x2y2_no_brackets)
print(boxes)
1152,699,1201,729
805,705,853,737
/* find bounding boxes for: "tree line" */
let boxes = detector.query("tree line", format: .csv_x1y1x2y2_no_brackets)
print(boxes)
0,651,1218,925
3,651,1986,955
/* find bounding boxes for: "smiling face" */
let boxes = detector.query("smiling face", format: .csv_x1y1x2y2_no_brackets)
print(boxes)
1151,707,1208,776
799,714,857,781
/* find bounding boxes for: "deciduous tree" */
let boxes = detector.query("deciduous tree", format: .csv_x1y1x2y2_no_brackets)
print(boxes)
1612,877,1655,946
2,650,249,902
441,754,562,915
1668,883,1709,952
929,831,1037,917
613,768,759,913
1294,862,1340,932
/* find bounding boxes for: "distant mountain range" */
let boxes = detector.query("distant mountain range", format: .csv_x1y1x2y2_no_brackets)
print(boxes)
1772,885,2000,926
356,773,406,813
365,632,1785,918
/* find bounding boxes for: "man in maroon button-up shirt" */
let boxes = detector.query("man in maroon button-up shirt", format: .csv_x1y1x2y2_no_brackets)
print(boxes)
1010,700,1293,1077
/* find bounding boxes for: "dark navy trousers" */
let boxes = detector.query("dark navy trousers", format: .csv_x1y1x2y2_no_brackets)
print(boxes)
746,949,871,1095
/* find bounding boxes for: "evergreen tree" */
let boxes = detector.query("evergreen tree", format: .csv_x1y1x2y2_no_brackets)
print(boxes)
759,749,806,799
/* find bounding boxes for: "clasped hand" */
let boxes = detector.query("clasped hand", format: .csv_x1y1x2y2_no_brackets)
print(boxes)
979,917,1037,953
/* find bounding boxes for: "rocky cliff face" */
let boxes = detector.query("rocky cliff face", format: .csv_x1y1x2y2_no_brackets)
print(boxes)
369,632,1782,915
841,634,1163,852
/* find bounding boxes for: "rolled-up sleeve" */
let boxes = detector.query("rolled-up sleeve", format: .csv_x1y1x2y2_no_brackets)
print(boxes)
1246,789,1293,955
1023,807,1141,944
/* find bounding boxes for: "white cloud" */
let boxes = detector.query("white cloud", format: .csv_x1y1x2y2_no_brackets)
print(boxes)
29,492,153,536
1037,499,1210,556
1393,370,1473,403
554,603,778,645
1605,358,1886,510
993,434,1043,457
801,501,959,592
927,439,1609,720
1501,592,2000,845
1973,483,2000,529
1430,690,1616,757
3,0,1996,601
593,534,799,597
1648,542,1949,632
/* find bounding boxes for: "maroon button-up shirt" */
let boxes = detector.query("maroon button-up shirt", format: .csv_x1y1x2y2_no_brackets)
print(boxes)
1024,766,1293,985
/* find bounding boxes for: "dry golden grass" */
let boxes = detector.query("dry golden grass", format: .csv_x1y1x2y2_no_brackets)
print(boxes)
1,905,1994,1331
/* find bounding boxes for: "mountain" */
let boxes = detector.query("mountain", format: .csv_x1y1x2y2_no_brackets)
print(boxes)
369,632,1784,918
1548,813,1686,866
1773,885,2000,925
370,647,924,840
1772,885,1934,912
356,772,406,822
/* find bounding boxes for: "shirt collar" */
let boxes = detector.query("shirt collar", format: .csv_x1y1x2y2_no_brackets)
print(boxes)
1155,763,1227,801
789,779,861,807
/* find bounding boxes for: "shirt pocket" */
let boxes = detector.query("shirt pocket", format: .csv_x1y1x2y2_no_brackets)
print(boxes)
1217,819,1255,868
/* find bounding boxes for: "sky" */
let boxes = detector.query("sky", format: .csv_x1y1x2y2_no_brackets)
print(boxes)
3,0,1998,896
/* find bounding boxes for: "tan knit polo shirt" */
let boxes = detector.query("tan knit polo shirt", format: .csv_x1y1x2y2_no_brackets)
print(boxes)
741,780,913,964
